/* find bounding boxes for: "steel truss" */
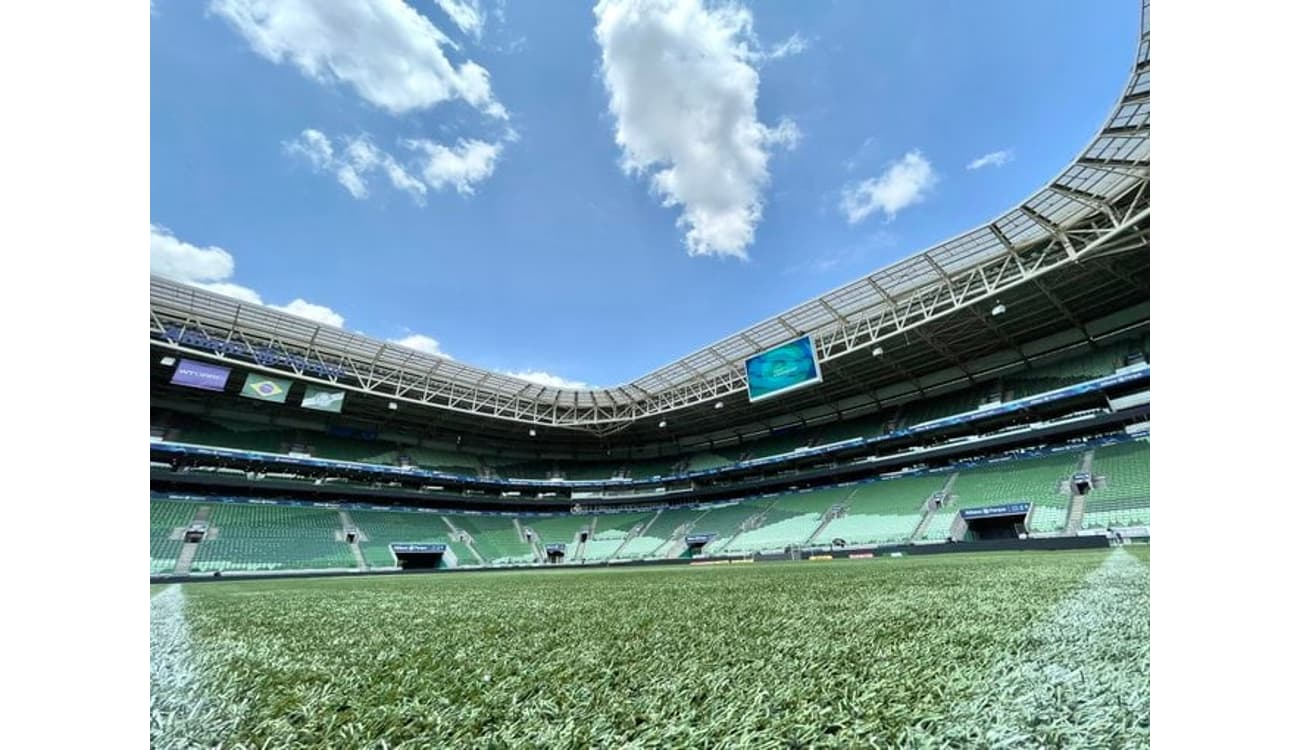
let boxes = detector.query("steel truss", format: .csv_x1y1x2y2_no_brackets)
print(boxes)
150,0,1150,436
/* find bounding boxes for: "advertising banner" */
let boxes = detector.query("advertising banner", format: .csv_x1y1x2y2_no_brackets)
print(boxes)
240,373,291,403
960,502,1032,520
390,543,447,554
170,358,231,392
301,386,345,413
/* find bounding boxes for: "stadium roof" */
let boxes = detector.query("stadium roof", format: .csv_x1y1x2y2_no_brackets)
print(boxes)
151,0,1149,437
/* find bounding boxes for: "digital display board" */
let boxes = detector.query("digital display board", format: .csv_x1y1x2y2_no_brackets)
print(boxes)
170,359,231,392
744,335,822,402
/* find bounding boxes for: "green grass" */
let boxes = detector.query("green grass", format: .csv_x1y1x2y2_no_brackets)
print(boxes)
152,549,1149,748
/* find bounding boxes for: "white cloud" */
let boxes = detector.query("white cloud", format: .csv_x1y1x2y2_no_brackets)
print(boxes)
839,150,937,224
286,130,501,200
210,0,506,118
196,281,264,304
966,149,1014,171
593,0,797,259
402,138,502,195
150,225,345,326
506,370,593,390
150,223,236,282
767,32,807,60
389,333,452,358
270,298,346,327
432,0,483,40
765,118,801,151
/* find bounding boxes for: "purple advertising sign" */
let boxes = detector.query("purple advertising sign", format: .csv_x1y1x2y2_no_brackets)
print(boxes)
171,358,231,391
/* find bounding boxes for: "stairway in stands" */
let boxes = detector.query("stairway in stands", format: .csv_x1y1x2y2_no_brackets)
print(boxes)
910,473,959,542
609,510,661,561
339,510,367,570
805,489,857,546
172,505,210,575
441,516,486,565
1065,450,1097,534
515,518,544,562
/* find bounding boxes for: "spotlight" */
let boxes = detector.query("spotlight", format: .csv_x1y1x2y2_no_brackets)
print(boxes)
871,346,884,357
528,428,537,437
658,419,667,428
714,401,724,409
991,302,1007,317
387,402,398,410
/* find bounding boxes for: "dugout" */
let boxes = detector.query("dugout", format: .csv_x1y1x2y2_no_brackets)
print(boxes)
959,503,1031,541
390,543,447,569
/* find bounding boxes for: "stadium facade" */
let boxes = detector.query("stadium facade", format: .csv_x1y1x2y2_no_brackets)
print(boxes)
150,1,1149,577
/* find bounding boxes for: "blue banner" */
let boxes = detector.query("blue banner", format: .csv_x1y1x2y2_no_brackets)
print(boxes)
390,543,446,553
960,503,1032,520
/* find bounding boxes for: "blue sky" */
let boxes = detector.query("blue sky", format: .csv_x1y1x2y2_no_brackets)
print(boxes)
150,0,1137,388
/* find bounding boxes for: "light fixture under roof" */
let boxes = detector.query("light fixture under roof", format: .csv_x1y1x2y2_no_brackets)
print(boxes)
991,302,1007,316
871,346,884,357
528,428,537,437
658,419,667,428
714,401,724,409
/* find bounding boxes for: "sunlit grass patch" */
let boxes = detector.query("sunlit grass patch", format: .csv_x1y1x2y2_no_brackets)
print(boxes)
152,550,1149,748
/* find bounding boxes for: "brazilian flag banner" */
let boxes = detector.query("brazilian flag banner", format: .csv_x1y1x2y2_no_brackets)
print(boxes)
240,373,291,403
301,385,345,413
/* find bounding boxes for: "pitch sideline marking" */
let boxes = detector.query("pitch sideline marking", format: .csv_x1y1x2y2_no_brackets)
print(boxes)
908,548,1151,746
150,584,223,747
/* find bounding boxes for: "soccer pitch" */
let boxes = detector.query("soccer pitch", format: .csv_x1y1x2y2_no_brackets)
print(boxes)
151,548,1150,748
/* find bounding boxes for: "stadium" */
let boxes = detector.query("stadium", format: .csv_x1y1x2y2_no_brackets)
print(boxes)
149,1,1150,747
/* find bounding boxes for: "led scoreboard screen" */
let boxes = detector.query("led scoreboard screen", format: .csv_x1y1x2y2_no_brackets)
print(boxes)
744,335,822,402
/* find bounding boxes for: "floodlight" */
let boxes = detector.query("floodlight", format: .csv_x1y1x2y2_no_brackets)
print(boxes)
714,401,724,409
528,428,537,437
871,346,884,357
658,420,667,428
160,356,176,367
991,302,1007,316
387,402,398,410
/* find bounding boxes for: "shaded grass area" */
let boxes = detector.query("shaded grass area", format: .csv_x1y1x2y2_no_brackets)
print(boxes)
156,550,1148,748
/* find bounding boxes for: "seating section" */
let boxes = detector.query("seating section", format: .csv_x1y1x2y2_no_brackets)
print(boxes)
626,456,685,479
695,501,775,553
399,445,480,475
1083,440,1151,529
563,462,623,480
447,514,536,565
173,415,289,454
1004,338,1141,398
150,500,197,574
614,506,708,559
581,512,658,562
726,485,856,553
745,431,815,461
1081,500,1150,529
815,474,946,547
497,460,555,480
902,390,986,427
149,440,1149,574
191,504,355,573
949,451,1082,533
916,511,958,541
686,452,733,472
521,515,592,553
350,510,471,568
